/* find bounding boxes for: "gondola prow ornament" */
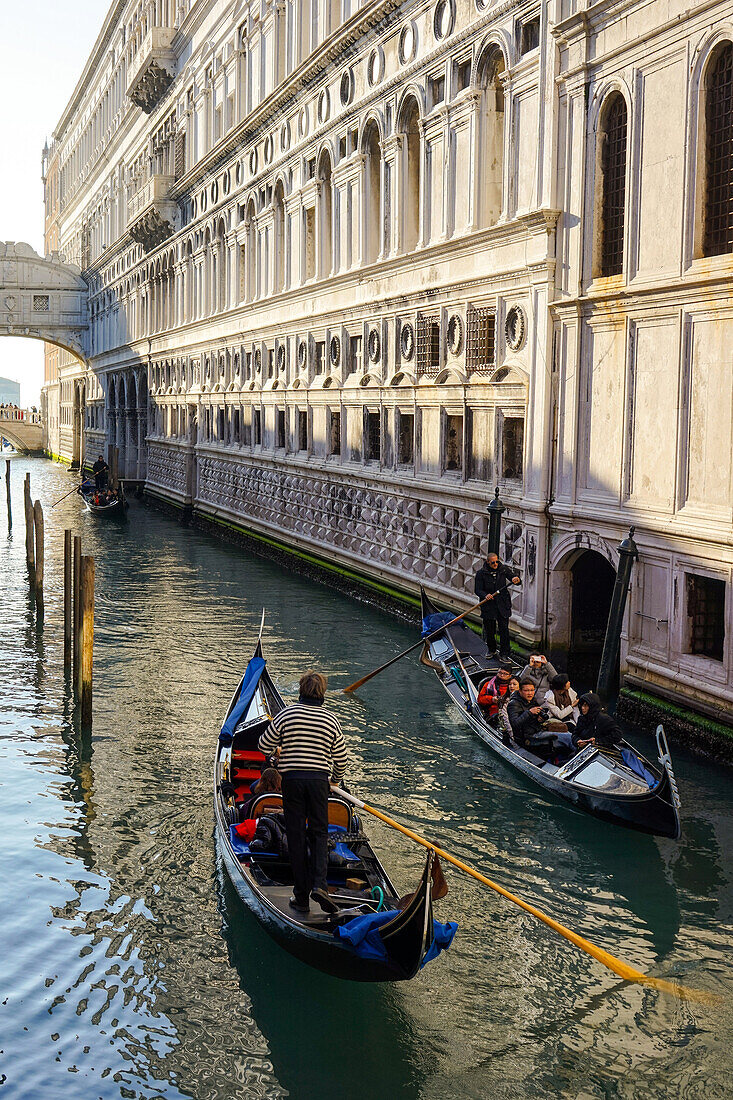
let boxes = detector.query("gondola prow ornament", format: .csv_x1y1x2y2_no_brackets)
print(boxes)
596,527,639,708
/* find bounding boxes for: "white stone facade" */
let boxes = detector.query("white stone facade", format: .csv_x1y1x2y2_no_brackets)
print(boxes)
40,0,733,723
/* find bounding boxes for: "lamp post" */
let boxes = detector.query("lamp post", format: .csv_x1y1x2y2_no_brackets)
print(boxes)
487,486,505,558
596,527,639,708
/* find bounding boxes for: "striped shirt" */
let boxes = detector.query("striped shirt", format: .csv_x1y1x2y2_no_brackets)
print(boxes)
259,701,348,781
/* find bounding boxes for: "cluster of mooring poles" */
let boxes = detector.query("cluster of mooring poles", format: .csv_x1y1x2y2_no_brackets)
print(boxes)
18,466,96,727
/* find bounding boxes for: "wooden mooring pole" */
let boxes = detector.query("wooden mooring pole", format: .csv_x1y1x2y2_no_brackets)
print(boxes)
24,474,35,581
80,554,95,726
33,500,44,617
5,459,11,530
73,535,82,696
63,529,72,674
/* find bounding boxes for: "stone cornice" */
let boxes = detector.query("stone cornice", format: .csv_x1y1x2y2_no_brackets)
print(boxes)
55,0,128,140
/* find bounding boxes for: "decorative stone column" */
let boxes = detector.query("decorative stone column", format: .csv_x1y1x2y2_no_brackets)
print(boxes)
382,133,402,257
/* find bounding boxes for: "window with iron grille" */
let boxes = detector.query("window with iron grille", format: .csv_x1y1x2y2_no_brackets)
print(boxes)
253,408,262,446
466,306,496,373
276,409,286,449
501,416,524,480
416,313,441,375
600,95,627,276
297,409,308,451
686,574,725,661
444,414,463,471
398,412,414,464
704,43,733,257
365,411,381,461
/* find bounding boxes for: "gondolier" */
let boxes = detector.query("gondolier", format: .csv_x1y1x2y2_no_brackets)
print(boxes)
259,671,347,915
92,454,109,490
473,553,521,659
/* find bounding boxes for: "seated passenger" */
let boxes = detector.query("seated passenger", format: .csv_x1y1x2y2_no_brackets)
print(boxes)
240,766,282,818
544,674,580,728
518,653,559,697
498,675,521,746
507,680,574,760
572,693,624,751
477,662,514,719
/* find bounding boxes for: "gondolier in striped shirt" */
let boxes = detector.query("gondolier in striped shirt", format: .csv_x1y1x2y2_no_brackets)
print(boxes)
259,671,348,915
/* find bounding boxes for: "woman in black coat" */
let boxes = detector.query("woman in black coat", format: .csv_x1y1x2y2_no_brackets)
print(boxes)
572,693,623,750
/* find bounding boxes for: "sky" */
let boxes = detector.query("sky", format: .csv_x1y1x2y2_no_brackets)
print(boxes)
0,2,109,406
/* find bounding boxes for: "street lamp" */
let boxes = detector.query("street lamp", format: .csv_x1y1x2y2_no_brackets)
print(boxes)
596,527,639,707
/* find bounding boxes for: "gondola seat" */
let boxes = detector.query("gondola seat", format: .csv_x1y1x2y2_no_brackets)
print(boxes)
232,749,266,764
249,793,354,831
232,767,262,782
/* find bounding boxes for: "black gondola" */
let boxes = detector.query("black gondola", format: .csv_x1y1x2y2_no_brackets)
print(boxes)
420,588,681,839
78,482,126,516
214,628,456,982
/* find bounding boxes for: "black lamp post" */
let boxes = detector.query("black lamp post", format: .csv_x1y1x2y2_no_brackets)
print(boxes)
596,527,639,707
487,486,505,557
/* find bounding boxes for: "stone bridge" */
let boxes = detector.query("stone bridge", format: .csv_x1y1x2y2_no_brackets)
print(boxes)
0,409,44,454
0,242,89,360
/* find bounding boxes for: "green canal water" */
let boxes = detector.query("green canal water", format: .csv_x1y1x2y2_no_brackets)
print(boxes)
1,456,732,1100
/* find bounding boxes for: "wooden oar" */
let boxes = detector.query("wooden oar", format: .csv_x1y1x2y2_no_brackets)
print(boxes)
51,478,93,508
337,789,716,1004
342,585,512,694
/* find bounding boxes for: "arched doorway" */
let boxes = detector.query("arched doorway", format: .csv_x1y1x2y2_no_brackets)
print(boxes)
569,551,616,689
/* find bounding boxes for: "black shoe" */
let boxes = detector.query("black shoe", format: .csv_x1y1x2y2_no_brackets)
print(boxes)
311,888,338,914
499,652,512,662
289,896,310,913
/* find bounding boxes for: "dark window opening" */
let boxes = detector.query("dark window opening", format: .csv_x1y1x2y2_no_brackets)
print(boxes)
686,574,725,661
417,313,441,376
600,95,627,277
445,414,463,471
276,409,285,449
217,407,225,440
349,334,362,374
430,75,445,107
398,412,414,464
501,416,524,480
243,413,252,446
232,409,240,443
703,43,733,257
365,411,381,461
253,408,262,446
466,305,496,373
329,410,341,455
456,59,471,92
519,16,540,55
297,409,308,451
315,341,325,375
268,349,274,378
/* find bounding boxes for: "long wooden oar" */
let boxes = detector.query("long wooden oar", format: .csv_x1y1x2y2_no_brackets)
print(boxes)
337,789,716,1004
343,585,513,693
51,478,93,509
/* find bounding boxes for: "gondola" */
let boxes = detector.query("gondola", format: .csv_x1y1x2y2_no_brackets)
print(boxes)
420,588,681,839
214,627,456,982
78,481,126,516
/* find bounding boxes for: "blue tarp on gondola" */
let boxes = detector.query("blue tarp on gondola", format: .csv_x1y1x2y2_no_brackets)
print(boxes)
219,657,266,743
422,612,455,637
621,748,658,789
334,909,457,967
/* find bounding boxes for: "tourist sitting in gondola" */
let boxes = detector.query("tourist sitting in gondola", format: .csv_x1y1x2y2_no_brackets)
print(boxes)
240,766,281,818
543,674,580,728
518,653,559,696
572,693,624,751
507,680,574,759
477,662,514,719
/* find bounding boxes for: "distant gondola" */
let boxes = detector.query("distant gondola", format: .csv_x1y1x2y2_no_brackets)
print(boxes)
420,588,681,839
214,630,456,982
78,482,126,516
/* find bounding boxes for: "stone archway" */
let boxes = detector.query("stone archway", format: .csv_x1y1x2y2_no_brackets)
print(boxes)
548,532,619,688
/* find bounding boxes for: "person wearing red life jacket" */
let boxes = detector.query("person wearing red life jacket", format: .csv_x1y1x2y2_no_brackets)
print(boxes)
477,663,514,719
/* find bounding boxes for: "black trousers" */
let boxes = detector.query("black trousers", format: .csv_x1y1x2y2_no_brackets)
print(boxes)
482,614,511,655
281,772,329,904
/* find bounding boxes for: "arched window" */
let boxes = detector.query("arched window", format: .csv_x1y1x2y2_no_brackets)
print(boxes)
703,42,733,257
597,93,628,277
273,181,286,291
363,120,382,264
318,150,333,277
477,48,506,225
400,97,421,252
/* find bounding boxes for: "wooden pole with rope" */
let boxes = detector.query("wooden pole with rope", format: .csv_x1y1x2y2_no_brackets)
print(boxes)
336,789,715,1004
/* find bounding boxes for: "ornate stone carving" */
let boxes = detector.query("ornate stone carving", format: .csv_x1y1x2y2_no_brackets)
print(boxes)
129,208,174,252
129,62,174,114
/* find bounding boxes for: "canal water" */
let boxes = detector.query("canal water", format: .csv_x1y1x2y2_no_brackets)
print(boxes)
1,456,732,1100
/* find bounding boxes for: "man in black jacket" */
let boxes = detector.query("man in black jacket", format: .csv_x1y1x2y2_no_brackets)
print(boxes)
506,680,546,747
474,552,521,659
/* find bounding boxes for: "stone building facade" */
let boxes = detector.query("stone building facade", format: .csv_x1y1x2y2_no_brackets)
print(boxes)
40,0,733,724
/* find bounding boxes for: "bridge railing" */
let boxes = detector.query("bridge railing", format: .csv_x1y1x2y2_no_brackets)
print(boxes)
0,408,42,424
